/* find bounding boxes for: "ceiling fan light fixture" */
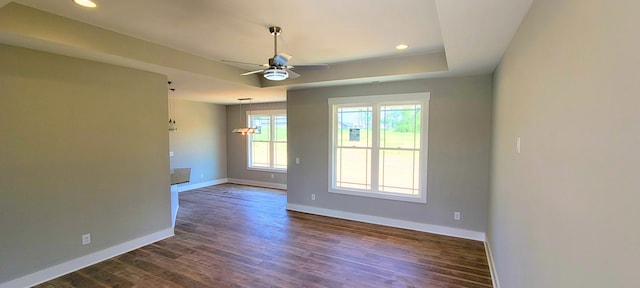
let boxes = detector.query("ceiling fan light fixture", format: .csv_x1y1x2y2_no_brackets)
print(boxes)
263,68,288,81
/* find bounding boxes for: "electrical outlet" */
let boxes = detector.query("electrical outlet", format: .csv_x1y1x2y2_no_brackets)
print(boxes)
454,212,461,221
311,194,316,201
169,151,174,157
296,157,300,164
81,233,91,245
271,173,275,179
200,173,204,179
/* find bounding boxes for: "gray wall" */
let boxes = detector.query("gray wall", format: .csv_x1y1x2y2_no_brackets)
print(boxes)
0,45,170,283
169,100,227,186
287,76,492,233
226,102,287,186
489,1,640,287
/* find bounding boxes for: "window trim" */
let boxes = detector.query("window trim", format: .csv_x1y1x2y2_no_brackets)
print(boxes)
328,93,429,203
247,109,287,172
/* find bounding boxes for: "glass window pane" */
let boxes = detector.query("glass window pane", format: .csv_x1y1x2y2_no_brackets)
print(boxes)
335,147,371,190
251,141,270,168
246,112,286,171
274,115,287,142
336,106,372,148
379,150,419,195
274,142,287,169
380,104,421,149
330,94,428,201
250,115,271,141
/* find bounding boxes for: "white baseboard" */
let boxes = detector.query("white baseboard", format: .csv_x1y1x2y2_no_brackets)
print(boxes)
0,228,174,288
228,178,287,190
286,203,485,241
175,178,228,192
175,178,286,192
485,238,500,288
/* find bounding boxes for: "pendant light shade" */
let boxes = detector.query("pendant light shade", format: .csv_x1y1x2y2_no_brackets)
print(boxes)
168,82,178,131
232,98,257,135
231,127,258,135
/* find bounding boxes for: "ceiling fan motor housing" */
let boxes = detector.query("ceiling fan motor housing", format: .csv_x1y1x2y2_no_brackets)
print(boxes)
272,55,289,67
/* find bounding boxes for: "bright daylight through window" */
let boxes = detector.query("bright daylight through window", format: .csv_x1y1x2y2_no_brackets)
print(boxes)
328,93,429,203
248,110,287,171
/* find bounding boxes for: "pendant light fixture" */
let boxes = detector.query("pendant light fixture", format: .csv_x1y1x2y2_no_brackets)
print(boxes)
168,82,178,132
232,98,257,135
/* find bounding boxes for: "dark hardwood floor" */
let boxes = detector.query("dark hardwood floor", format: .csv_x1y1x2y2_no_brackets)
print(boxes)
36,184,492,287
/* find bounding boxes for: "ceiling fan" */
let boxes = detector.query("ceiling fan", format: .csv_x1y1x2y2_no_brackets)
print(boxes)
222,26,328,81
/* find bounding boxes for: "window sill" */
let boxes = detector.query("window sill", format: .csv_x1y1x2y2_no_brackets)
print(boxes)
247,167,287,173
328,187,426,203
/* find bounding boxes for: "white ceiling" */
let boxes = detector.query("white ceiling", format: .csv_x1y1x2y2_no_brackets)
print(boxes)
0,0,533,104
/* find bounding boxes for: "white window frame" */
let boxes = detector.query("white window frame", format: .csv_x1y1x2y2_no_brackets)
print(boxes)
328,93,429,203
247,109,287,172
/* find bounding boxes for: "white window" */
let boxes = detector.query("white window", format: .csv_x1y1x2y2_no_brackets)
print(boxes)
328,93,429,203
248,110,287,171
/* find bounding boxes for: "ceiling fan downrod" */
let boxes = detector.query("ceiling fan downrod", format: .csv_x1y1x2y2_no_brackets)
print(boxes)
269,26,281,57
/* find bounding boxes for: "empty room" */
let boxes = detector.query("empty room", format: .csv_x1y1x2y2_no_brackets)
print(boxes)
1,1,638,287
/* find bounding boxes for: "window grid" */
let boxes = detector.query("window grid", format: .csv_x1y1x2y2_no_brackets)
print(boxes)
248,110,287,171
334,106,372,190
378,104,421,195
328,93,429,203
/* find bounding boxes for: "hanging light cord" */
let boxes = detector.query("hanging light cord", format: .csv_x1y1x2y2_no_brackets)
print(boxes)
168,81,177,131
170,88,176,123
232,98,256,135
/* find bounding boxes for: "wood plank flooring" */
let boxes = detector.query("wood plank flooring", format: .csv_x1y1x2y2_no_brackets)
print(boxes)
36,184,492,287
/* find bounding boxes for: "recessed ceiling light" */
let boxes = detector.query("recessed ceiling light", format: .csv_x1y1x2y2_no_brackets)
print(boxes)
396,44,409,50
73,0,97,8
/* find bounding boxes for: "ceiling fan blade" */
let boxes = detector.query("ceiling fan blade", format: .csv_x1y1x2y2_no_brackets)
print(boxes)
221,59,268,68
288,63,329,70
286,69,301,79
241,69,265,76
